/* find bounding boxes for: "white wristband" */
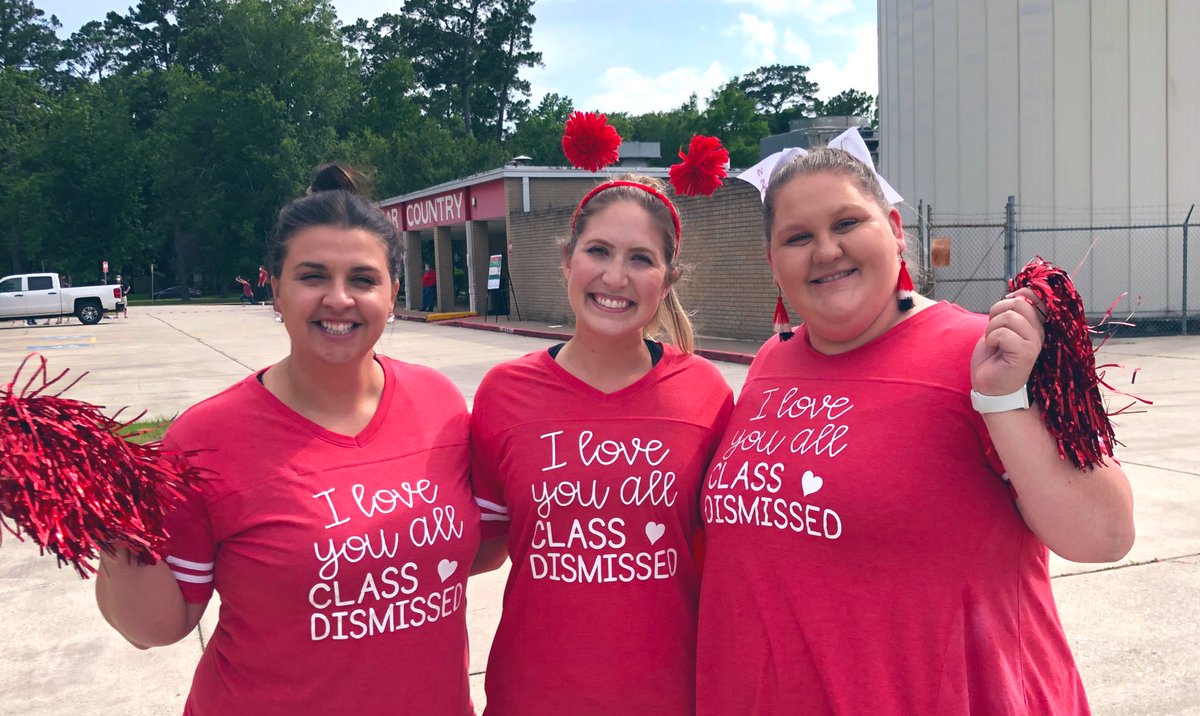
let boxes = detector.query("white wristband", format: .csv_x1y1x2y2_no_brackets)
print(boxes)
970,387,1031,413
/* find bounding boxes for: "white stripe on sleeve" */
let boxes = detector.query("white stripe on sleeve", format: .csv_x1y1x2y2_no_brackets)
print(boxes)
474,496,509,514
170,570,215,584
166,556,215,571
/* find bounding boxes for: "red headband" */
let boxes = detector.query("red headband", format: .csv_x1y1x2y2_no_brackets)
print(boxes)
570,180,683,257
560,111,729,259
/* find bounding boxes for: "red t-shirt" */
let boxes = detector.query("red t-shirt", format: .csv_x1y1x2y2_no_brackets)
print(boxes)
471,345,733,715
163,356,479,716
697,302,1089,715
422,270,437,288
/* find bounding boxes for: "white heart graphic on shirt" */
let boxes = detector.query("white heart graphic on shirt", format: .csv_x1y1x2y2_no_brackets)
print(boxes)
645,522,666,545
437,559,458,582
801,470,824,497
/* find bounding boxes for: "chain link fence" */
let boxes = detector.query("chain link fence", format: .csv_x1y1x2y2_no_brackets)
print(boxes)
907,199,1199,336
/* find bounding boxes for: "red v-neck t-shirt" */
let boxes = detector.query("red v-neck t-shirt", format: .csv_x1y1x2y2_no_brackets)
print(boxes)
471,345,733,715
163,356,479,715
697,303,1089,715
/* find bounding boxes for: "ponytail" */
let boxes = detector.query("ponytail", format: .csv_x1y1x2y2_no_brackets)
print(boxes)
648,285,695,354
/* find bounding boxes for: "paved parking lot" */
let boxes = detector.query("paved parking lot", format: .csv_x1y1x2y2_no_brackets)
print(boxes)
0,305,1196,714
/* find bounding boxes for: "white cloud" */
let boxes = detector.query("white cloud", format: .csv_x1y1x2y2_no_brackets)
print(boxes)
808,23,877,98
582,63,730,115
723,0,856,24
782,29,813,62
738,14,778,64
735,14,814,66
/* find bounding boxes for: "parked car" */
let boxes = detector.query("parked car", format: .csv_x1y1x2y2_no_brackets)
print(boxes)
0,273,122,325
152,286,202,299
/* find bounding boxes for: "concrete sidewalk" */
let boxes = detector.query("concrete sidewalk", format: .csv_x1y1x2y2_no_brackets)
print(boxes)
0,305,1197,715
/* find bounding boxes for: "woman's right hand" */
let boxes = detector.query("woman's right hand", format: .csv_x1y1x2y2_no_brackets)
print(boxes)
969,288,1047,397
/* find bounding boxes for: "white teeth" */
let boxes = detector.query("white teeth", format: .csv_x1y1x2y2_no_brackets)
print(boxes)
594,295,631,309
319,321,354,334
814,270,853,284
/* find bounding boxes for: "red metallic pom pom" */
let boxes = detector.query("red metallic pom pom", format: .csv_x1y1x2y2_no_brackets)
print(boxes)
562,111,622,173
1,354,206,578
669,135,729,196
1010,258,1116,470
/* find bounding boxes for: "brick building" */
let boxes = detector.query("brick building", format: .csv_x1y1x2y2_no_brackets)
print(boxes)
380,166,783,341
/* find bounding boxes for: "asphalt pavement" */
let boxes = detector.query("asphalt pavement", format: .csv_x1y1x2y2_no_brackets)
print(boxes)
0,304,1196,715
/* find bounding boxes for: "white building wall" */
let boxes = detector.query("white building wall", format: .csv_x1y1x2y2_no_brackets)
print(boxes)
1167,0,1200,314
879,0,1200,316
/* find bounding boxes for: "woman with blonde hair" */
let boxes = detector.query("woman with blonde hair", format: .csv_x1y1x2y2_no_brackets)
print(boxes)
471,150,734,713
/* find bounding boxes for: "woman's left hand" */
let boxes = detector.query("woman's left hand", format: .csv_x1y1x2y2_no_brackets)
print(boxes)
970,287,1047,395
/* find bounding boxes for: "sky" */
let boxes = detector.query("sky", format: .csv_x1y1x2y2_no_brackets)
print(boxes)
36,0,878,115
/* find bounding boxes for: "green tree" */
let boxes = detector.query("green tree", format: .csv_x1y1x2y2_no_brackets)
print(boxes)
815,88,877,125
342,12,407,81
505,92,573,165
0,0,62,77
701,81,769,168
185,0,359,279
472,0,541,141
24,81,150,280
63,20,122,81
617,94,702,168
736,64,819,134
102,0,227,76
399,0,539,138
0,66,51,272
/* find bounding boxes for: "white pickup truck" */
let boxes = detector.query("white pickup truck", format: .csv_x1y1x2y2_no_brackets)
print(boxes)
0,272,123,325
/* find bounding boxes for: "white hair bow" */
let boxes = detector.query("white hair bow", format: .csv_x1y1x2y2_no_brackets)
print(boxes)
736,127,903,205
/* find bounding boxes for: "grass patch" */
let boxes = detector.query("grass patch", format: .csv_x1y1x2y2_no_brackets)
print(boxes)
119,417,175,444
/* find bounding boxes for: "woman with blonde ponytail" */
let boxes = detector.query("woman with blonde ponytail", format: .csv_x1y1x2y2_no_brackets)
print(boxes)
469,173,732,714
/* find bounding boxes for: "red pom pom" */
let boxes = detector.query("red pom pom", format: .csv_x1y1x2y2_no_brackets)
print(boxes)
669,135,729,196
1009,258,1116,470
562,111,622,173
1,354,206,578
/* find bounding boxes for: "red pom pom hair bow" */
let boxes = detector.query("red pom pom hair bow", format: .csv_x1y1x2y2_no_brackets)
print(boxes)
669,135,729,197
0,354,207,577
562,111,622,173
1009,258,1149,470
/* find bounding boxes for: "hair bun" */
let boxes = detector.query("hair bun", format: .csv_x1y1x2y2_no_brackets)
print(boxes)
308,163,364,195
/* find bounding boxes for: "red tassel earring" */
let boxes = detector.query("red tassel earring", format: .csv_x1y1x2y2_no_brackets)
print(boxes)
896,259,915,311
773,291,793,342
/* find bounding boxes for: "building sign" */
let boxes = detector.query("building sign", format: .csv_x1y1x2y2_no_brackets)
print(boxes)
487,254,503,290
405,190,466,230
382,205,401,229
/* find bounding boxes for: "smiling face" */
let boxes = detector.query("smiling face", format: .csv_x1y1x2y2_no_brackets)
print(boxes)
563,200,672,345
271,225,399,367
767,169,906,354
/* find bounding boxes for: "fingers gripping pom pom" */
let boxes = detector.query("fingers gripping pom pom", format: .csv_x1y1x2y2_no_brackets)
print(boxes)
562,111,622,172
1009,258,1116,471
669,135,730,197
0,354,207,578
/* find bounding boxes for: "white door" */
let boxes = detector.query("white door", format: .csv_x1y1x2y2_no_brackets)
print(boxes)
0,276,26,318
24,275,60,315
